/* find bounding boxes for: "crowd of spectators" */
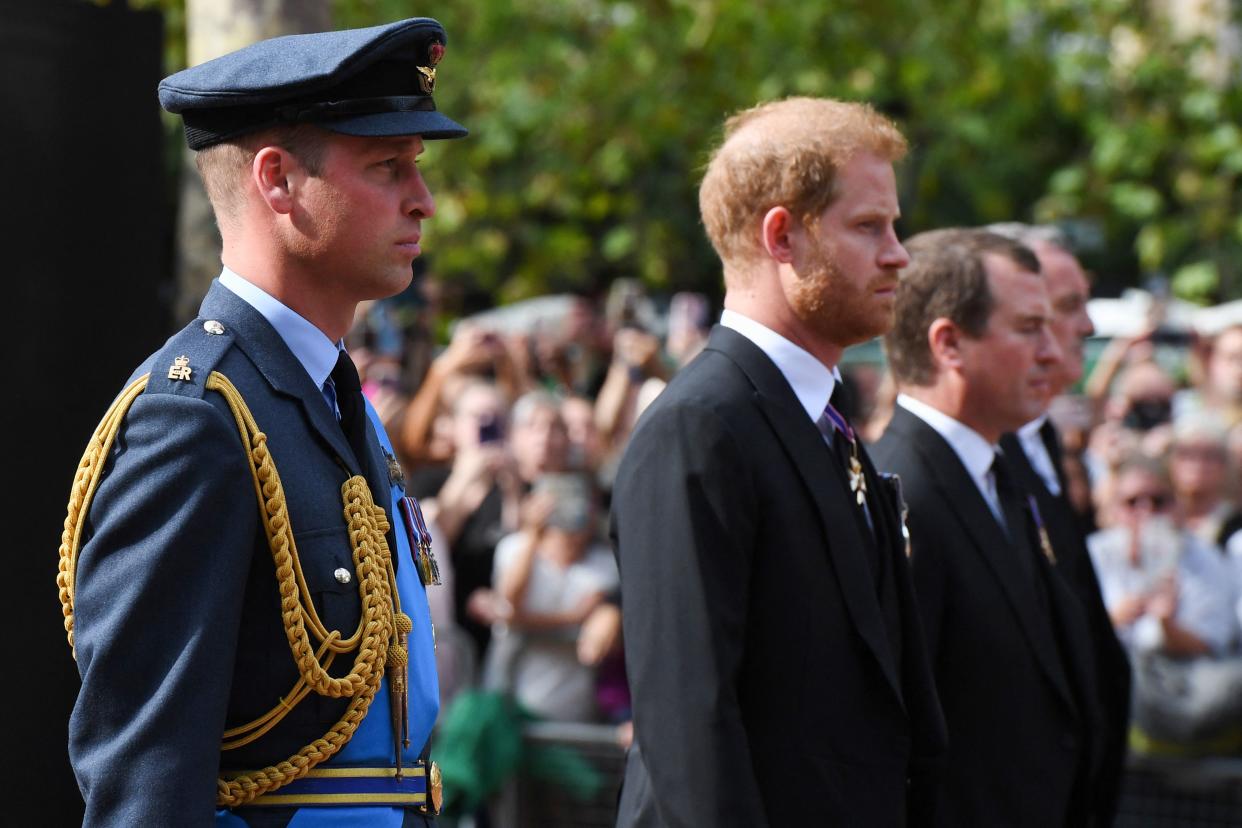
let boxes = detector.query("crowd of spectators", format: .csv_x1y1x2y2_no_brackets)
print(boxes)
345,272,1242,817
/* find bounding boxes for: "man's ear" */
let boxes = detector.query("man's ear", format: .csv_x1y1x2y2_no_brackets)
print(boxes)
760,206,798,264
928,317,965,371
252,146,296,215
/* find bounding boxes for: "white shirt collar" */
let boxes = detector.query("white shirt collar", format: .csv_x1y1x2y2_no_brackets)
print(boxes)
897,393,999,487
219,266,342,390
1015,412,1061,495
720,309,841,422
1017,412,1050,441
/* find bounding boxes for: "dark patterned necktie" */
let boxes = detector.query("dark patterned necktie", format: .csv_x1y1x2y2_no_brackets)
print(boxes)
817,385,873,532
330,349,369,464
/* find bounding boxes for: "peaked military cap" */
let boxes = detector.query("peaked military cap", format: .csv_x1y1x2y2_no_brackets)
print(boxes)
158,18,467,150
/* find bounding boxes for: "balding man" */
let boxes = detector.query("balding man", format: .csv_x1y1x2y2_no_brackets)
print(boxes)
611,97,946,827
991,224,1132,826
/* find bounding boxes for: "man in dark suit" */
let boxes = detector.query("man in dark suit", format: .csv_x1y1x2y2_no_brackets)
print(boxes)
990,223,1132,825
60,19,464,826
611,97,947,827
873,228,1105,827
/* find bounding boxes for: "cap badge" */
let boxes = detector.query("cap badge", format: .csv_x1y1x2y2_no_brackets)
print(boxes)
167,355,193,382
428,41,445,66
416,65,436,95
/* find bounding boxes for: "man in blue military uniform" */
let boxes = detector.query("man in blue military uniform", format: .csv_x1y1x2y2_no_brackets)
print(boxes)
58,18,465,827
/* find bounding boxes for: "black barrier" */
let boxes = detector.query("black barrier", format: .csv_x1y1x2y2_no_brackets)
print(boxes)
1118,755,1242,827
492,724,1242,828
3,2,169,822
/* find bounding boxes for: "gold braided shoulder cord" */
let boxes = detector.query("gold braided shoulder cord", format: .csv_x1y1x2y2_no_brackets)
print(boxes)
57,371,413,807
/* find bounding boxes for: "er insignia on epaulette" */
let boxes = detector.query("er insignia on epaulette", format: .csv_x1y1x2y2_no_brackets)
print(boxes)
167,355,193,382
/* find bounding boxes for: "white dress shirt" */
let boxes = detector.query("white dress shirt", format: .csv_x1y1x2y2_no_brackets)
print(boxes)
1016,414,1062,496
720,309,842,424
897,393,1005,524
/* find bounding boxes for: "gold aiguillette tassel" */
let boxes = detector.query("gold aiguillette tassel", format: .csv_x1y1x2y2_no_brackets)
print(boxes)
388,612,414,777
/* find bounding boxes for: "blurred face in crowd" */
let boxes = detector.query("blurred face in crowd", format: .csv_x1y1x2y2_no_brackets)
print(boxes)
1207,327,1242,404
1033,242,1093,394
452,383,507,453
1113,466,1174,530
511,401,569,480
1170,433,1229,505
788,152,910,351
1229,424,1242,472
561,396,601,471
958,254,1061,438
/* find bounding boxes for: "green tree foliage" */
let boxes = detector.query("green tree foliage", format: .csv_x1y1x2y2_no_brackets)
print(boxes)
1029,1,1242,304
154,0,1240,305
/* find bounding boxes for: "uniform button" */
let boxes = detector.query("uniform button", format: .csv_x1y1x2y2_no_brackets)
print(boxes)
334,567,352,584
203,320,226,335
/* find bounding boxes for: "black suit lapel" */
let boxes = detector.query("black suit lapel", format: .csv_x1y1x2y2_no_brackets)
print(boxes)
706,328,904,705
1001,434,1103,723
889,407,1077,711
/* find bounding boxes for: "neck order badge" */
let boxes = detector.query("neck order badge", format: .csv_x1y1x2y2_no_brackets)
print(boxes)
821,400,868,506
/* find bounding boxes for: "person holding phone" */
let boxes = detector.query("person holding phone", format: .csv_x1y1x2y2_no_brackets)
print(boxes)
482,472,619,722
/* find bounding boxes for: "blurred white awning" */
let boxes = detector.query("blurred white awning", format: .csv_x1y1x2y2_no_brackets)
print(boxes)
1086,289,1240,338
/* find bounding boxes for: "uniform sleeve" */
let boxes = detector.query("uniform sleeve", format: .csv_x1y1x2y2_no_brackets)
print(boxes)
69,391,257,827
611,401,767,827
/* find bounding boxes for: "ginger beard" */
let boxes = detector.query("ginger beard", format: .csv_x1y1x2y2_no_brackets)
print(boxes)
790,239,896,349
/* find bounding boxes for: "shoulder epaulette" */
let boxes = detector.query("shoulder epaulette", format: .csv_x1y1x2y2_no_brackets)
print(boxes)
143,317,237,400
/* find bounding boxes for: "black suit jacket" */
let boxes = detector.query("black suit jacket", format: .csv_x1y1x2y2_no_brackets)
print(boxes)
1000,426,1132,825
873,405,1103,828
611,327,946,827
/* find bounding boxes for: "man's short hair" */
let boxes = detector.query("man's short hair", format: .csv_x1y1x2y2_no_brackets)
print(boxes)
698,96,907,270
194,123,330,225
884,228,1041,387
984,222,1071,253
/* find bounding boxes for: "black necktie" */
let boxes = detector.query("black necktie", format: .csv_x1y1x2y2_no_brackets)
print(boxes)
331,349,369,464
1038,419,1070,497
992,453,1038,585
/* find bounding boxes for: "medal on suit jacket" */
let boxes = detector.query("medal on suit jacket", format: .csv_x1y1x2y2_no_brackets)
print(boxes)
847,448,867,506
1026,494,1057,564
881,472,913,558
820,401,868,505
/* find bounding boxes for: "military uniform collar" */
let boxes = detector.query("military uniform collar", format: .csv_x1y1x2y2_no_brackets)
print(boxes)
219,267,341,397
